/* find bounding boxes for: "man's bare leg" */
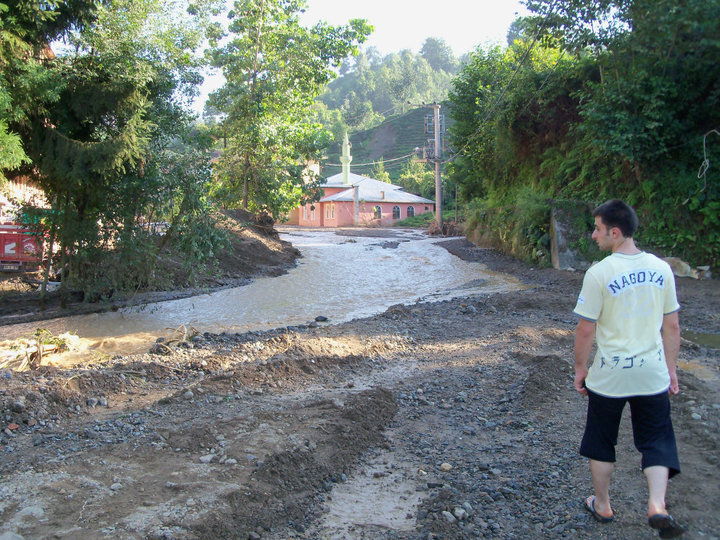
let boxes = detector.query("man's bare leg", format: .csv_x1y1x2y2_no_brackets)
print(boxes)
589,459,614,518
645,465,669,516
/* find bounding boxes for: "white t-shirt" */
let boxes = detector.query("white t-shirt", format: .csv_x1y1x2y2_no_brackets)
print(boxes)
573,252,680,397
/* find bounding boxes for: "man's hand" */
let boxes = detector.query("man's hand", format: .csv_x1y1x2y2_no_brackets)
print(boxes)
574,368,588,396
668,369,680,395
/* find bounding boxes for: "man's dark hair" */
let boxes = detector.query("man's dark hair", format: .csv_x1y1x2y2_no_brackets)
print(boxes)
593,199,639,238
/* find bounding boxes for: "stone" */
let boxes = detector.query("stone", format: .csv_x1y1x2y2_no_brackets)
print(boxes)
663,257,698,279
199,454,215,463
696,266,712,279
16,505,45,519
183,391,194,400
110,483,123,491
439,462,453,472
550,204,593,271
10,401,25,413
453,507,468,520
442,510,457,523
0,532,26,540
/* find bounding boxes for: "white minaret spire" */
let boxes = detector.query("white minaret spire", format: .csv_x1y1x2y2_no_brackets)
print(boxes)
340,132,352,185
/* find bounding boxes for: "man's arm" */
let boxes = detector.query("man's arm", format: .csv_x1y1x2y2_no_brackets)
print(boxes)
574,318,596,395
662,311,681,395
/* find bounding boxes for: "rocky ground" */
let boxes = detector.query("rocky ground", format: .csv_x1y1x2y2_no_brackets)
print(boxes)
0,230,718,540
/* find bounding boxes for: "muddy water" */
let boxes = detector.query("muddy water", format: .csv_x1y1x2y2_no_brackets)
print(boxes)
2,229,523,357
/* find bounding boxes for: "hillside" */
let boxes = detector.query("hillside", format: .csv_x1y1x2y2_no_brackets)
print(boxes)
320,106,455,183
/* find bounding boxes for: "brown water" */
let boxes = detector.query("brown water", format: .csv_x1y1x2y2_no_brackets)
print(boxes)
1,230,524,357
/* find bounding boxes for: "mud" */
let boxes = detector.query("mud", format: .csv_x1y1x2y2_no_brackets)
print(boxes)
0,233,718,539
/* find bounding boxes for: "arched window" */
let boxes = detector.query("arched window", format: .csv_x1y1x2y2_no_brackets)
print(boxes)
331,203,336,219
392,205,401,219
373,205,382,220
407,206,415,218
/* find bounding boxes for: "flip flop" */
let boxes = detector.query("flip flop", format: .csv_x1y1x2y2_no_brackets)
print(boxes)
584,496,614,523
648,513,686,538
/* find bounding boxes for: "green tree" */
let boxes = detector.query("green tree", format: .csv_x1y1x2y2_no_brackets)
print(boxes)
371,158,391,183
450,0,720,267
8,0,225,298
397,157,434,199
208,0,371,216
0,0,98,183
420,37,458,73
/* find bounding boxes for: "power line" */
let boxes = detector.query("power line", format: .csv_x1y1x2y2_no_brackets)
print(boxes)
323,151,418,168
443,0,559,164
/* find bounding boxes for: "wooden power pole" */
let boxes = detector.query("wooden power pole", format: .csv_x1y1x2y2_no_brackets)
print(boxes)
432,102,442,229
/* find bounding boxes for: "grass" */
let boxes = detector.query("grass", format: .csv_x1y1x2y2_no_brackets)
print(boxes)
394,209,464,228
322,104,455,184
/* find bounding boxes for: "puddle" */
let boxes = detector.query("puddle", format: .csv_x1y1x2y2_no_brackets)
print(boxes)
1,229,524,358
682,330,720,349
309,452,423,537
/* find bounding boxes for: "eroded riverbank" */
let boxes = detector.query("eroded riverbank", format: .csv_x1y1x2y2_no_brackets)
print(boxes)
0,236,718,539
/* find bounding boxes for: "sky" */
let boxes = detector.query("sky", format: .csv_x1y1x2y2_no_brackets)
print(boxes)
193,0,529,114
300,0,529,57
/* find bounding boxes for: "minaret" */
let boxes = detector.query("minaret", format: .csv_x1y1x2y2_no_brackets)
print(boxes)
340,132,352,185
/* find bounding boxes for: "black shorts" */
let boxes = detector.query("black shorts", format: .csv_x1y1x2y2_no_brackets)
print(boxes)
580,389,680,478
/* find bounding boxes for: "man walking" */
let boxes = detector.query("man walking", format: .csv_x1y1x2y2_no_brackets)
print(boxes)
573,199,685,538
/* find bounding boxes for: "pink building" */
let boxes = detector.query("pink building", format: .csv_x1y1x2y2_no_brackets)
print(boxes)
296,134,435,227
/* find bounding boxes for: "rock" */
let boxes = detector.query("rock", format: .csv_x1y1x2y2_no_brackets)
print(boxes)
110,483,123,491
10,401,25,413
0,532,26,540
691,413,702,420
183,391,194,400
442,510,457,523
453,507,468,520
149,343,172,355
16,505,45,519
98,397,108,407
87,398,98,408
199,454,215,463
663,257,698,279
550,204,593,271
315,315,329,322
224,458,238,465
696,266,712,279
439,462,453,472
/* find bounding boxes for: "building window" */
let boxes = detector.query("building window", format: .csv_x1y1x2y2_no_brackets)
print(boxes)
407,206,415,218
303,206,308,219
392,206,401,219
326,205,330,219
374,205,382,220
311,206,316,220
331,203,336,219
425,206,429,211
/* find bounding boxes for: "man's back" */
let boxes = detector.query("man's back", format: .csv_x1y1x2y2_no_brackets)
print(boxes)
574,251,679,397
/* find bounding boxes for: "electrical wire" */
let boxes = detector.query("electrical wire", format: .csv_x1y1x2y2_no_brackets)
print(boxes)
441,0,560,164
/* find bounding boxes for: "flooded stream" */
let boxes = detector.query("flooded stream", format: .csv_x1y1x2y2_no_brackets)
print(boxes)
2,229,523,357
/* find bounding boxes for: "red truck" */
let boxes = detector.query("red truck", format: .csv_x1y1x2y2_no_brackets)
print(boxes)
0,223,43,271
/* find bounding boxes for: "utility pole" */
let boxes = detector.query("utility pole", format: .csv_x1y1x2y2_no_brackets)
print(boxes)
414,100,444,230
432,102,442,229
